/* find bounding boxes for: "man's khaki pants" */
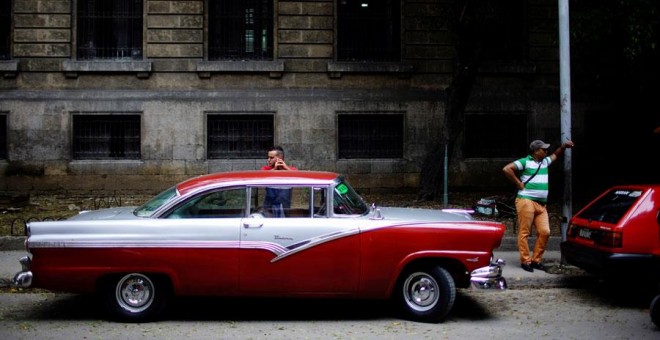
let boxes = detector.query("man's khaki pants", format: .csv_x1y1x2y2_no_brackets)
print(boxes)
515,198,551,264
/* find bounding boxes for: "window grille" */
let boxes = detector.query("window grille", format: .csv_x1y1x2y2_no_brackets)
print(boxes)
0,115,6,159
208,0,273,60
338,113,403,159
73,115,141,160
464,113,527,158
337,0,401,62
480,1,526,62
77,0,143,60
0,0,10,60
207,114,274,159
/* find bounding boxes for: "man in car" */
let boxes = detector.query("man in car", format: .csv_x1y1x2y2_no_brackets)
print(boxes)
502,139,574,272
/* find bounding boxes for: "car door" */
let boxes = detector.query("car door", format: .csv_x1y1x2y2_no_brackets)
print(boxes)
162,187,245,294
239,186,361,295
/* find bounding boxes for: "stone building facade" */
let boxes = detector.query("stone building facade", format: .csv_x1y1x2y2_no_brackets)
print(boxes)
0,0,570,195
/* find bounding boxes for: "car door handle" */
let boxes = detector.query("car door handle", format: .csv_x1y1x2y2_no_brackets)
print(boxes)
243,222,263,229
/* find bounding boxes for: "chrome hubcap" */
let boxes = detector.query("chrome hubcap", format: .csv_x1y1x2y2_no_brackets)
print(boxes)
403,272,438,312
116,273,154,313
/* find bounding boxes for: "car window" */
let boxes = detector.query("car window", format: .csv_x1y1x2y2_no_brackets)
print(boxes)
576,189,644,224
313,187,328,217
166,188,246,219
250,186,313,218
134,186,178,217
333,181,368,216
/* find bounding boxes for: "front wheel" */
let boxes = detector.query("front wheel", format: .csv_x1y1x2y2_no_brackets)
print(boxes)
394,266,456,323
651,294,660,328
102,273,169,323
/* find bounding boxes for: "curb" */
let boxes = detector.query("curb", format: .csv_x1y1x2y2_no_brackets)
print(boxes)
0,236,25,251
1,236,562,252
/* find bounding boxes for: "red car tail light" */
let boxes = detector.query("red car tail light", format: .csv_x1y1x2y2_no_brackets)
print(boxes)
567,223,578,238
594,230,622,248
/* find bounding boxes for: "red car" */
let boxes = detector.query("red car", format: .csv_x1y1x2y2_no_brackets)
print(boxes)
13,170,507,323
561,184,660,278
560,184,660,327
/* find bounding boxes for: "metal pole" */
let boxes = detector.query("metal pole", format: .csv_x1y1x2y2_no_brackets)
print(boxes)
558,0,572,247
443,143,448,207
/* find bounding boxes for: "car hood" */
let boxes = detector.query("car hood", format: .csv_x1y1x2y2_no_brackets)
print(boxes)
68,206,141,221
375,207,474,222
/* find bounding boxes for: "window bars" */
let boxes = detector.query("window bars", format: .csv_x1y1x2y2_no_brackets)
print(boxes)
73,115,141,160
337,0,401,62
338,113,403,159
207,114,274,159
208,0,274,61
0,0,11,60
77,0,143,60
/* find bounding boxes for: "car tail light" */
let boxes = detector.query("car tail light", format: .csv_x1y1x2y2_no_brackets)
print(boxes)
594,230,622,248
567,223,578,237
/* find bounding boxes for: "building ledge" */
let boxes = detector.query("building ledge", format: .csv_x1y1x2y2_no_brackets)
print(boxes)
478,61,537,74
327,62,413,79
0,60,19,78
62,60,153,79
196,60,285,78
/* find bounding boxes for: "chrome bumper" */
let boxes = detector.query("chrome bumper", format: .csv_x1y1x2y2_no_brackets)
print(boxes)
470,258,507,289
12,256,33,288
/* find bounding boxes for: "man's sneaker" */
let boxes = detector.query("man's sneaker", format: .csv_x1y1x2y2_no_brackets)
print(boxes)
521,263,534,272
531,262,547,271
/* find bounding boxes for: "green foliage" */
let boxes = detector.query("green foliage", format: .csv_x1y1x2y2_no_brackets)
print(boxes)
571,0,659,98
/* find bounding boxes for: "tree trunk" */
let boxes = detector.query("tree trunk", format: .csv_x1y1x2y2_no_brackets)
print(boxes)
417,0,485,201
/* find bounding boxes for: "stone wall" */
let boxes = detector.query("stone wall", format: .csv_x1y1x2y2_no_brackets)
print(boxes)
0,0,564,195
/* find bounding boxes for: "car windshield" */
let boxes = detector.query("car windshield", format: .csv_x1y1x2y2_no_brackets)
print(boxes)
134,186,179,217
333,180,369,215
576,189,644,224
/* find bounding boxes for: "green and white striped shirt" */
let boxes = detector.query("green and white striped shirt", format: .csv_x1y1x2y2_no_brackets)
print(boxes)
513,155,553,203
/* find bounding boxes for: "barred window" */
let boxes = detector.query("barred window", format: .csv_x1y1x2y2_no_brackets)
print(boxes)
77,0,143,60
0,114,6,159
481,1,526,62
73,114,141,160
0,0,10,60
208,0,273,61
337,0,401,62
464,113,527,158
207,114,274,159
338,113,403,159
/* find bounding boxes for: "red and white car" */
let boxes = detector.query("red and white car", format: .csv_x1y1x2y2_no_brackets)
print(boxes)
13,170,506,323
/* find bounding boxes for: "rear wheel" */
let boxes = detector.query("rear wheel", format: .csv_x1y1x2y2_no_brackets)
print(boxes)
102,273,169,323
394,266,456,323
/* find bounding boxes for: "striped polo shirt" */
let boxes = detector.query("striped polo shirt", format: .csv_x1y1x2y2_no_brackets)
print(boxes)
513,155,553,203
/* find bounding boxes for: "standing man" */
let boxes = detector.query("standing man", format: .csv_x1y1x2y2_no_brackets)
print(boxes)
261,146,297,171
503,139,574,272
261,146,297,217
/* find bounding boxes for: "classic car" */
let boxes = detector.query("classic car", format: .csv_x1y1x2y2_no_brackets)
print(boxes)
561,184,660,279
13,170,507,323
560,184,660,328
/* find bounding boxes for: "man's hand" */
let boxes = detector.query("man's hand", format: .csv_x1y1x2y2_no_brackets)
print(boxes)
274,158,291,170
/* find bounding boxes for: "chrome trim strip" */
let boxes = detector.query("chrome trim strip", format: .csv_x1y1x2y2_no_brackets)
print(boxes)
28,240,242,249
240,241,289,256
27,228,360,260
271,228,360,263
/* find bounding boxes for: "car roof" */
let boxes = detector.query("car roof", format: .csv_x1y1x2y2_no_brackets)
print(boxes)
176,170,340,196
